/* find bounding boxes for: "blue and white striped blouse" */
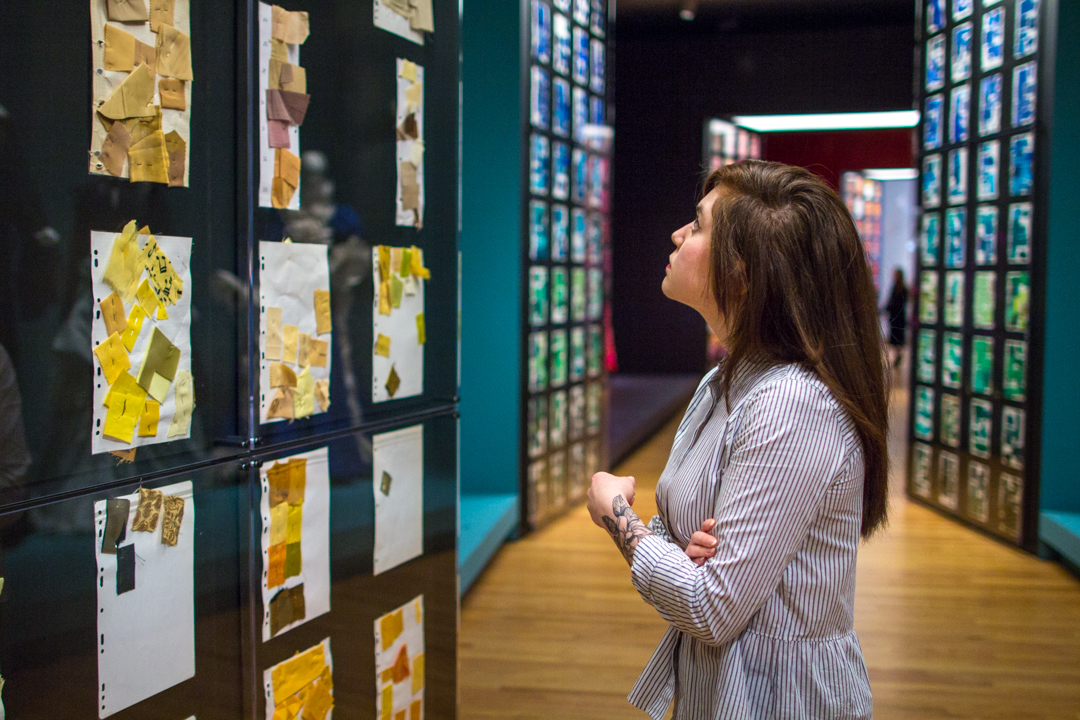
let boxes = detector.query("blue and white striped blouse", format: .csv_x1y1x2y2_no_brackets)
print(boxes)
628,360,873,719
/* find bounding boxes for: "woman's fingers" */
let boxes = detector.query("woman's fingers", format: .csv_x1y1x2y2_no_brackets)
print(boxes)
700,518,716,532
690,530,718,549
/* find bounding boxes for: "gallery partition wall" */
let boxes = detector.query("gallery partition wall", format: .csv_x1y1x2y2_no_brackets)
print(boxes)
0,1,460,717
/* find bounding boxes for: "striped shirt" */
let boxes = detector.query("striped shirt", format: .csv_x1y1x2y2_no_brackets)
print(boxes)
628,360,873,719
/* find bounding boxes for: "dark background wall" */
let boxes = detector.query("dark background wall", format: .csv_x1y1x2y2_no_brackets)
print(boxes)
611,7,916,373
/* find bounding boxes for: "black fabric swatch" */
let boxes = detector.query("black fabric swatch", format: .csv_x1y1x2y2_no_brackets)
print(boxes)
116,543,135,595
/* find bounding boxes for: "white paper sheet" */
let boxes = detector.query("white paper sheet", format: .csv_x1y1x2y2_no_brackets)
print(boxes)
259,240,332,423
374,0,424,45
90,230,194,454
258,1,301,210
260,447,331,641
95,480,195,718
375,596,425,719
373,425,424,574
89,0,193,185
371,247,425,403
396,59,425,227
262,637,334,720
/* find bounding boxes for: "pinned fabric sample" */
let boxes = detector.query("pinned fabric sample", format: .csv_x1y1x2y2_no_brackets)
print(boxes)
263,639,333,720
164,130,187,187
95,333,132,384
373,424,424,575
90,0,192,184
103,370,148,443
260,448,329,641
160,494,184,546
104,23,137,72
314,289,332,334
116,543,136,594
102,498,131,554
91,226,195,452
258,2,308,210
294,366,315,418
94,480,195,717
375,596,425,720
265,306,283,360
158,78,186,110
101,120,134,177
155,24,193,80
149,0,175,31
271,4,311,44
131,487,164,532
373,246,426,402
108,0,149,22
267,120,291,149
259,241,332,423
137,400,160,436
374,0,430,43
314,379,330,411
97,63,156,120
267,387,296,420
128,130,171,183
395,59,425,227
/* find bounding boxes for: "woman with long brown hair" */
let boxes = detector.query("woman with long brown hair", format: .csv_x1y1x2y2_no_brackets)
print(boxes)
586,161,888,719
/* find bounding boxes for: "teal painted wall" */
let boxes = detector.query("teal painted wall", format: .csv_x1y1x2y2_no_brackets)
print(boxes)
1041,0,1080,513
460,0,523,496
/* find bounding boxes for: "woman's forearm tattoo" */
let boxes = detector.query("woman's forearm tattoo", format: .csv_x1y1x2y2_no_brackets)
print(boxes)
602,495,653,565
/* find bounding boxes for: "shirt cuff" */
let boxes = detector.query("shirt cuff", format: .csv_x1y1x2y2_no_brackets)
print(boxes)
631,533,679,602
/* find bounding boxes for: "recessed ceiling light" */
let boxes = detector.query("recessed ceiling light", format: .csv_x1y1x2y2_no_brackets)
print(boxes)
679,8,695,20
732,111,920,132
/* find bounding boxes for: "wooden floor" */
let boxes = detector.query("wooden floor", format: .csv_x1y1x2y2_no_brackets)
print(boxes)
459,370,1080,719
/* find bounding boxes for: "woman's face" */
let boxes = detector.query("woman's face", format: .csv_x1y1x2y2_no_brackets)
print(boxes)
662,186,722,315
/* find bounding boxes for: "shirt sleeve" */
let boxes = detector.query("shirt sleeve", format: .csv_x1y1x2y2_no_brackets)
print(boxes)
630,377,851,647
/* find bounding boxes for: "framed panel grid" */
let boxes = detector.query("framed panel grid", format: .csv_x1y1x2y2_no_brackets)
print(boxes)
909,0,1048,550
523,0,611,530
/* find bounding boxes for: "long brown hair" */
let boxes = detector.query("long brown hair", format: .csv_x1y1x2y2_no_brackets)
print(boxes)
704,161,889,538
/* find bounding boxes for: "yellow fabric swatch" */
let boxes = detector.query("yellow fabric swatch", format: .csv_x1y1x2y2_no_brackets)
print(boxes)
138,400,160,436
107,0,149,22
298,332,311,367
266,306,284,360
378,245,391,282
102,220,142,302
272,177,297,209
411,653,425,694
101,293,129,337
167,369,194,438
149,0,175,31
415,313,425,344
156,24,193,80
129,130,170,184
374,334,391,358
141,234,184,305
286,503,303,544
135,278,161,316
271,644,326,701
283,325,298,364
404,82,423,109
94,333,131,385
121,304,147,352
380,685,394,720
269,502,288,546
314,379,330,412
303,677,334,720
314,289,332,334
294,367,315,418
309,339,328,368
401,60,418,82
103,24,136,72
270,362,297,388
409,246,430,279
380,608,404,651
271,5,311,44
378,278,392,316
103,371,148,443
98,64,157,120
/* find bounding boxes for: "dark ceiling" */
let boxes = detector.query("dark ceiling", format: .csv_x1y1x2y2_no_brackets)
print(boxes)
615,0,915,29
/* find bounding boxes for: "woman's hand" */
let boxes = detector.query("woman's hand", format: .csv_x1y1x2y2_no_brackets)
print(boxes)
586,472,636,528
587,472,651,566
685,518,718,567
